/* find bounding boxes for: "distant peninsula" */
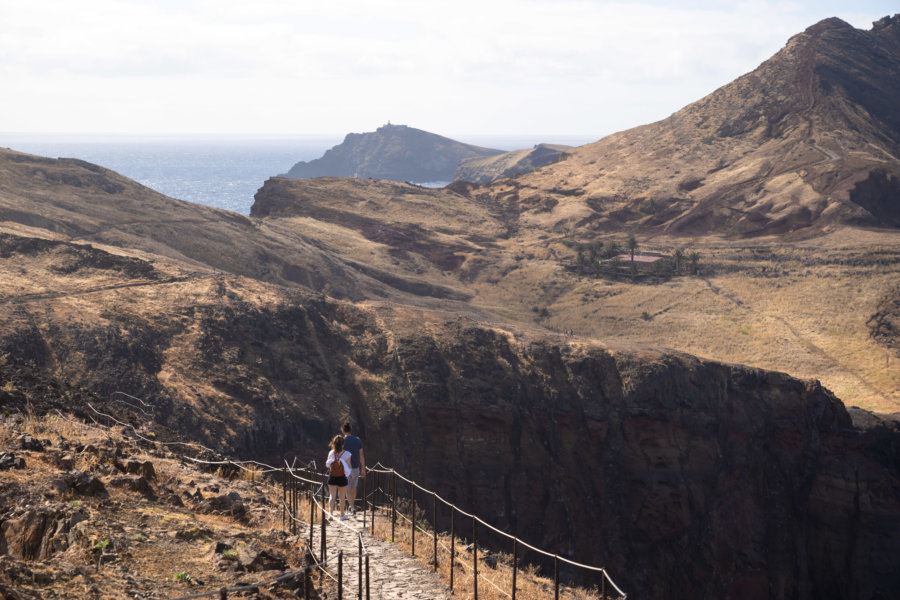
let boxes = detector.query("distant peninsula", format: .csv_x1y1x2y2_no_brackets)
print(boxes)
283,123,504,182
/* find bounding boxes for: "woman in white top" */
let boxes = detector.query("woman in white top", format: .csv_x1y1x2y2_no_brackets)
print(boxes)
325,435,352,519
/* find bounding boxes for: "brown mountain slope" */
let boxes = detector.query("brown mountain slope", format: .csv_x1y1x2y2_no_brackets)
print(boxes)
487,15,900,237
0,149,477,303
454,143,571,183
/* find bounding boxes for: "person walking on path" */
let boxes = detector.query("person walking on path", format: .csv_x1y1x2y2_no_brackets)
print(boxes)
342,421,365,514
326,435,352,520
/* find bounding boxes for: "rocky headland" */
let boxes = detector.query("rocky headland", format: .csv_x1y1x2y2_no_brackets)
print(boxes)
283,123,504,182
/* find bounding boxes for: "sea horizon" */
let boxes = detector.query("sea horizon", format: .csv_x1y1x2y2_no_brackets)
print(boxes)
1,132,602,215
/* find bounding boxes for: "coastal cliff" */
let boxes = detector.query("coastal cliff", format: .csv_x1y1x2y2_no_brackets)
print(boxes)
283,123,503,182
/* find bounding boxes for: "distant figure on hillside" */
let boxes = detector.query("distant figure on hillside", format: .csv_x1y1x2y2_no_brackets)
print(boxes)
342,422,366,514
325,435,352,520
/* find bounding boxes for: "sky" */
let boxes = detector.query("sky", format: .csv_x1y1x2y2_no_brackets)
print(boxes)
0,0,896,140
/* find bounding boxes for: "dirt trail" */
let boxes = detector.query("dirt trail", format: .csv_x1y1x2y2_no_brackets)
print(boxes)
0,276,200,306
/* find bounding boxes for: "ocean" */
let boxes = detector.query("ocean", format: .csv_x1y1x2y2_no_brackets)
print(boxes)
2,134,599,215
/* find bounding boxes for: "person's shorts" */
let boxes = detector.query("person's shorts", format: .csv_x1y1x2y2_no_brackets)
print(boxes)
328,475,348,487
347,468,360,488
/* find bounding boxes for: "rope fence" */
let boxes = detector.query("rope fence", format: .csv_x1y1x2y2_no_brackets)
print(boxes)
363,463,627,600
81,396,626,599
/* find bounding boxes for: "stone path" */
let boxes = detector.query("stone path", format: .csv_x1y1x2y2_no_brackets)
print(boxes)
307,509,453,600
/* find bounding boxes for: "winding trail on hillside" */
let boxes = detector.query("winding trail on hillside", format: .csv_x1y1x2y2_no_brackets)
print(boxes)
0,275,206,306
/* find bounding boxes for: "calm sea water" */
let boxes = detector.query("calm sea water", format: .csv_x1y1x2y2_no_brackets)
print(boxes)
2,134,598,215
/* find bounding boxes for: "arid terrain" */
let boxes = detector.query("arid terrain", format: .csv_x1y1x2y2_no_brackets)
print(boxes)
1,13,899,600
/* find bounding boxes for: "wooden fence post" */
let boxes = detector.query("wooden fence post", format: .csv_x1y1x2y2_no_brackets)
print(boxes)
309,480,315,550
512,538,517,600
432,491,438,570
473,516,478,600
321,486,327,563
450,506,455,592
554,554,559,600
338,550,343,600
391,470,397,543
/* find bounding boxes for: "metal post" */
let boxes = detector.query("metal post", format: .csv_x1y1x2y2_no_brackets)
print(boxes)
450,507,455,591
411,483,416,556
338,550,343,600
365,554,371,600
362,469,367,529
281,469,285,532
219,588,227,599
602,569,607,600
358,536,363,600
433,491,438,570
304,565,311,599
554,555,559,600
391,470,396,543
512,538,517,600
473,516,478,600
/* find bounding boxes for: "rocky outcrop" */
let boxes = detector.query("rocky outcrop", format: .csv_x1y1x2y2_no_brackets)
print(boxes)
0,507,89,561
869,286,900,355
283,123,503,182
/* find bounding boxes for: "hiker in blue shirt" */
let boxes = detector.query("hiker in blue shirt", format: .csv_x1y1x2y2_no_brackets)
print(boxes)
342,422,365,514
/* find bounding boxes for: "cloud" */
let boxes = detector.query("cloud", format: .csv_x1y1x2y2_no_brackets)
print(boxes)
0,0,896,135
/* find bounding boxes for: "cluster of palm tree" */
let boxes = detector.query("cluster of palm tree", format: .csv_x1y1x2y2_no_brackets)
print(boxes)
574,239,624,275
672,248,702,275
573,236,700,277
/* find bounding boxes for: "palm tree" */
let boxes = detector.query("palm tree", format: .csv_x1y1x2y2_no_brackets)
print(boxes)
673,248,685,273
688,251,700,275
627,235,638,262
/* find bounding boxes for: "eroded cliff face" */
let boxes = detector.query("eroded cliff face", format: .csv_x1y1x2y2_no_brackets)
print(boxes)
357,325,900,600
3,281,898,599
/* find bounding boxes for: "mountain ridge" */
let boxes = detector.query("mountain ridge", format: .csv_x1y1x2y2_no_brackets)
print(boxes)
480,14,900,238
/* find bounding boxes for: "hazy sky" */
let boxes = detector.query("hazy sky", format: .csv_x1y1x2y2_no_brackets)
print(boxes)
1,0,896,139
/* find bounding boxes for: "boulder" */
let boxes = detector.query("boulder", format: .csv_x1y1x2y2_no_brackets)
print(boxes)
0,453,25,471
194,491,245,518
0,507,89,560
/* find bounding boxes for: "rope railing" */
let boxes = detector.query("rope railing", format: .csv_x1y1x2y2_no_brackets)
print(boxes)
84,397,626,599
365,462,627,599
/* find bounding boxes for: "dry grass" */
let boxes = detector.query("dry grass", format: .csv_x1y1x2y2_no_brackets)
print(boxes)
365,504,620,600
470,234,900,413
